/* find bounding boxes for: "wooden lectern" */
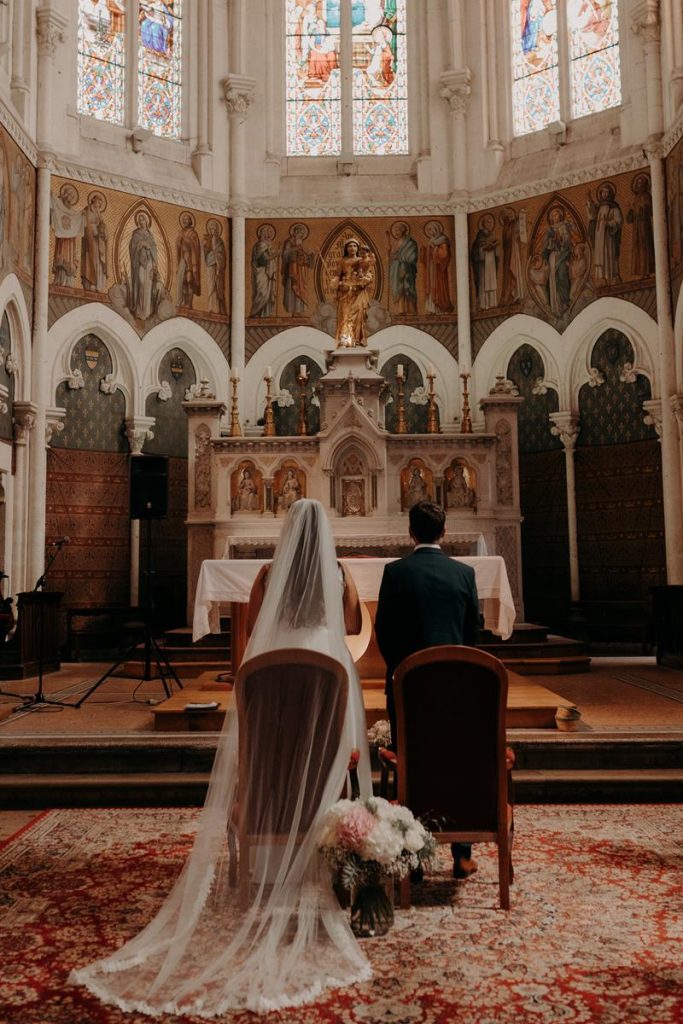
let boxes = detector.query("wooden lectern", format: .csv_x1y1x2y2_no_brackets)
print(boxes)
0,591,62,680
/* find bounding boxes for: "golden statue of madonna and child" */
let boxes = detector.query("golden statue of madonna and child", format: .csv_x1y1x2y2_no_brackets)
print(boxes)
334,238,376,348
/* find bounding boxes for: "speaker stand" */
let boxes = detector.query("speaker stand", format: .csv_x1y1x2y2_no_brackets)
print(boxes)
74,519,183,707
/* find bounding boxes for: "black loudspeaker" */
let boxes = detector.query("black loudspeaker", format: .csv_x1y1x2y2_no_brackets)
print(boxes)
130,455,169,519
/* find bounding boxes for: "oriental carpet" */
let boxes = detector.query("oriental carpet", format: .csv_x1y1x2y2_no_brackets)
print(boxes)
0,804,681,1023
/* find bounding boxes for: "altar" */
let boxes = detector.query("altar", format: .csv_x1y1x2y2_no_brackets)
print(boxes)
193,555,516,670
183,347,524,628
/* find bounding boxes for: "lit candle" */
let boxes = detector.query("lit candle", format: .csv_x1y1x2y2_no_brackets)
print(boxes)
300,363,307,379
265,365,272,379
428,364,435,377
396,363,404,379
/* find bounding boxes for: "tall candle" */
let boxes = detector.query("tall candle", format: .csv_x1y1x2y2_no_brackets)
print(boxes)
428,363,434,377
300,363,307,378
265,365,272,379
397,363,404,379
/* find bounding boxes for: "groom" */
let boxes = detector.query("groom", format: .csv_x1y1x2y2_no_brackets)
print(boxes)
375,500,481,878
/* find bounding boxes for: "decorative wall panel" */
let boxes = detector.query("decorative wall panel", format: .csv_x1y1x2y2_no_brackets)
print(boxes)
0,122,35,305
49,176,230,337
52,334,127,452
144,347,196,458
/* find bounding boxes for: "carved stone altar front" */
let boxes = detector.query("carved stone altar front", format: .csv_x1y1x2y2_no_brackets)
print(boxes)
184,348,524,620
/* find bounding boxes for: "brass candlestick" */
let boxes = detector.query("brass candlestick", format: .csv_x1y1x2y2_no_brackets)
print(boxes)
263,373,276,437
396,368,406,434
296,368,308,436
460,372,472,434
427,369,439,434
229,373,242,436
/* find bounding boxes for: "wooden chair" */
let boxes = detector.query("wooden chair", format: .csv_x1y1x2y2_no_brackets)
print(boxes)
392,645,514,910
232,648,350,907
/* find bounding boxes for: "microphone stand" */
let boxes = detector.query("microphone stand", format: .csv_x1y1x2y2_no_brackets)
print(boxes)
0,571,23,700
14,541,72,712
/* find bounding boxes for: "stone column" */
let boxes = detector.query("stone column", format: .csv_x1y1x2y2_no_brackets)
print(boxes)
632,1,683,582
12,402,37,593
192,0,212,182
11,0,31,118
549,412,581,602
222,72,255,422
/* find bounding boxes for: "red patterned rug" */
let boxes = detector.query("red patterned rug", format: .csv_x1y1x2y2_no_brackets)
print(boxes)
0,805,681,1023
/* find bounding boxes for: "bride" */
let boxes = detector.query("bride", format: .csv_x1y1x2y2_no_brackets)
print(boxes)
70,499,373,1016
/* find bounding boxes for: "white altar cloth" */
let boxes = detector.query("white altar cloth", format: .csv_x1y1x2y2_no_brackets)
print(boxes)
192,556,516,643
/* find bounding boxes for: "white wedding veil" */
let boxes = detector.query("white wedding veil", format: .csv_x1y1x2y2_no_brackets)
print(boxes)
70,499,373,1016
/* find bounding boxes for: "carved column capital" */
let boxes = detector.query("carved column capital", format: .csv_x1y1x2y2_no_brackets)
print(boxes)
46,406,66,447
222,74,256,121
125,416,156,455
631,0,661,44
13,401,38,444
670,394,683,435
439,68,472,116
642,398,663,437
36,7,67,59
549,412,581,450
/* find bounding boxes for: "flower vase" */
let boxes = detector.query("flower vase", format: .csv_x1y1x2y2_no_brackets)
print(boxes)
350,874,394,937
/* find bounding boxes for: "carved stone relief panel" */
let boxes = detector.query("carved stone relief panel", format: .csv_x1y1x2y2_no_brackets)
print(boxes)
194,424,212,510
400,457,434,510
230,460,263,513
495,525,521,614
274,460,306,513
444,458,476,510
495,419,513,506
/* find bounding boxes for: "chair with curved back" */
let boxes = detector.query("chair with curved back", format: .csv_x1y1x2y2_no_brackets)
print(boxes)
392,645,514,910
232,648,350,906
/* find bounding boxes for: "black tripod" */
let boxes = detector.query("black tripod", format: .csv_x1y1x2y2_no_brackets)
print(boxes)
14,541,72,712
74,518,183,707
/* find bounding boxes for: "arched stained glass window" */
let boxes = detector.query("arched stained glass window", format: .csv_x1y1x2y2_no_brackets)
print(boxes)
138,1,183,138
511,0,560,136
511,0,621,138
568,0,620,118
77,1,183,140
77,0,126,125
286,0,408,157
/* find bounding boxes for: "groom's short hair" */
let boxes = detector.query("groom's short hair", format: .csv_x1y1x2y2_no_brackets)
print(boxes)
409,501,445,544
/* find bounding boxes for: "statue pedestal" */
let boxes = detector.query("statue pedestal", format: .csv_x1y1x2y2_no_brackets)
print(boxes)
318,348,387,428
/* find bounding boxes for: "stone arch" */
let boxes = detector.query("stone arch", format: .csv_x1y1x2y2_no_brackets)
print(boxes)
0,274,32,402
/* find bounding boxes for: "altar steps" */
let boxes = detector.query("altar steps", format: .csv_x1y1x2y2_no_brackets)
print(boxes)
477,623,590,674
0,734,680,809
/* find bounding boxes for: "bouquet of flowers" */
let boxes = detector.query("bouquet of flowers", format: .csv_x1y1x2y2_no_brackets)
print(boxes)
366,718,392,750
319,796,436,936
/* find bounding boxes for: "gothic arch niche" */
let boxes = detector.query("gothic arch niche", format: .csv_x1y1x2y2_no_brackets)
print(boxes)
273,355,322,435
231,460,263,513
331,440,376,517
315,219,384,304
400,457,434,510
380,352,436,433
444,458,476,510
274,459,306,513
145,346,197,457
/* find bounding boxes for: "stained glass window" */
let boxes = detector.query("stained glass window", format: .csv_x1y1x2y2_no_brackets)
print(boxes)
352,1,408,155
286,0,407,157
511,0,621,137
77,0,126,125
568,0,621,118
511,0,560,136
138,1,183,139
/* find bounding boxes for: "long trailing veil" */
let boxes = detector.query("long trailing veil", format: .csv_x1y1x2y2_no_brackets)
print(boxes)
70,499,373,1016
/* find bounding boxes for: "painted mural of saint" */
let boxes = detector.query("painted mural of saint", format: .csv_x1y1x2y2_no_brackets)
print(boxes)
387,221,418,314
81,191,108,293
176,211,201,309
470,213,498,311
203,219,227,316
281,223,314,316
541,206,573,316
627,173,655,279
50,183,85,288
249,223,279,318
128,209,161,320
422,220,454,314
587,180,623,287
499,207,525,306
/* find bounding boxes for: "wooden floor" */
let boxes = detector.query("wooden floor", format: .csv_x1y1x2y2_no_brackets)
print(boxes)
150,672,579,732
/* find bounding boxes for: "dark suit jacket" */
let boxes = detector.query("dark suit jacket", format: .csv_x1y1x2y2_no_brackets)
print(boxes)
375,546,480,738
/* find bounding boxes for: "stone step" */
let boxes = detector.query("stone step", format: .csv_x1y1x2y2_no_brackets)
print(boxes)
127,645,229,664
500,655,593,674
1,768,681,809
163,628,231,650
2,734,680,777
479,622,550,645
